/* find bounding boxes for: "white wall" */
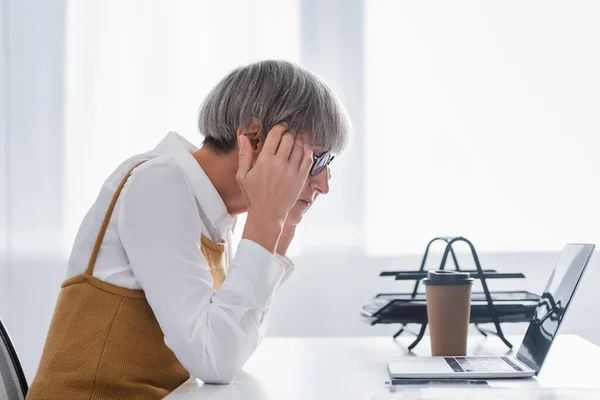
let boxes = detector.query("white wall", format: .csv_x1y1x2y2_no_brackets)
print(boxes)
270,251,600,341
7,251,600,383
365,0,600,255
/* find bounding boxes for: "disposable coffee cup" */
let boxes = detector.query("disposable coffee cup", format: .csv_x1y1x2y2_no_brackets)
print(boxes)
423,270,474,356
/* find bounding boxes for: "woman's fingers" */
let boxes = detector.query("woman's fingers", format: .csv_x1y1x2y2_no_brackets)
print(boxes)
288,135,304,168
299,144,313,177
276,132,296,160
261,123,288,156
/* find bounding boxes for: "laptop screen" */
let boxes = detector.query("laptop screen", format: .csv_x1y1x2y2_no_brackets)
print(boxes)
516,244,595,372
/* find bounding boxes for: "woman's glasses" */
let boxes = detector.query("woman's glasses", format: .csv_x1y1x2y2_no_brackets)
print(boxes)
310,152,335,177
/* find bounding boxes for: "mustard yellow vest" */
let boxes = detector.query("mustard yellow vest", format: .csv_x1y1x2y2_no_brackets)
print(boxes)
28,162,228,399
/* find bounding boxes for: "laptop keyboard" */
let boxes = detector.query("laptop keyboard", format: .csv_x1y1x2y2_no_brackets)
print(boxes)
444,357,523,373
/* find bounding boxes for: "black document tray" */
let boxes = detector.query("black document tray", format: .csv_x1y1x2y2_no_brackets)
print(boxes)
362,294,538,324
365,236,541,350
374,290,540,302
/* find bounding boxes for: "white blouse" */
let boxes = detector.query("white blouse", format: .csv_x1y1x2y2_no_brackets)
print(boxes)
66,132,294,383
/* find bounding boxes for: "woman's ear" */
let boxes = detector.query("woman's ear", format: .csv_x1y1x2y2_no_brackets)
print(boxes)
236,118,264,155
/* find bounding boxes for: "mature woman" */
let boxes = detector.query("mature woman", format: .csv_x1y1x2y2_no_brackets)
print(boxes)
27,60,350,399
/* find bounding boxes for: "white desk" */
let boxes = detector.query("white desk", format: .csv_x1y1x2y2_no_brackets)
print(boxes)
165,335,600,399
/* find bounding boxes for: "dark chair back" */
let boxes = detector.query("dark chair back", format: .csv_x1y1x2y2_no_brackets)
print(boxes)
0,320,27,400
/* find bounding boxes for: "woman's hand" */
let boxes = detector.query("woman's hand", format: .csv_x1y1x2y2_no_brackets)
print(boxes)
237,123,313,253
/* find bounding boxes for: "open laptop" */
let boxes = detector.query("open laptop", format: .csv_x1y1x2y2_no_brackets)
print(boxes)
387,243,595,379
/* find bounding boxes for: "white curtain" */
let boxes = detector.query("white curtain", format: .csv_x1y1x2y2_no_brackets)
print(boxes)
365,0,600,255
63,0,300,254
1,0,8,318
56,0,600,258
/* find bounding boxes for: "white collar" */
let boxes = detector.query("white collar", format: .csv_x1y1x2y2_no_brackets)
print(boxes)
155,132,236,241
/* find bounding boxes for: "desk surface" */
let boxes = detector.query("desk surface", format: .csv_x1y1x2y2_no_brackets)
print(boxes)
165,334,600,399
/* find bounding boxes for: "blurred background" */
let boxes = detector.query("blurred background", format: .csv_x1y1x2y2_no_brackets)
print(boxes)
2,0,600,381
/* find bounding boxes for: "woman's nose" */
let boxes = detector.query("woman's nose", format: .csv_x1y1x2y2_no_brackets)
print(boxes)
309,167,330,195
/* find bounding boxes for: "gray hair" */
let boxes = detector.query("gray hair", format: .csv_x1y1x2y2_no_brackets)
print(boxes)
198,60,351,154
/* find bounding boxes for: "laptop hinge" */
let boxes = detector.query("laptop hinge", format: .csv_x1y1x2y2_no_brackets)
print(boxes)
516,354,537,372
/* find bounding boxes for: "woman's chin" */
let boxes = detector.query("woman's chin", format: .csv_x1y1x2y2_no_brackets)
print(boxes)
285,212,302,226
286,205,306,226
